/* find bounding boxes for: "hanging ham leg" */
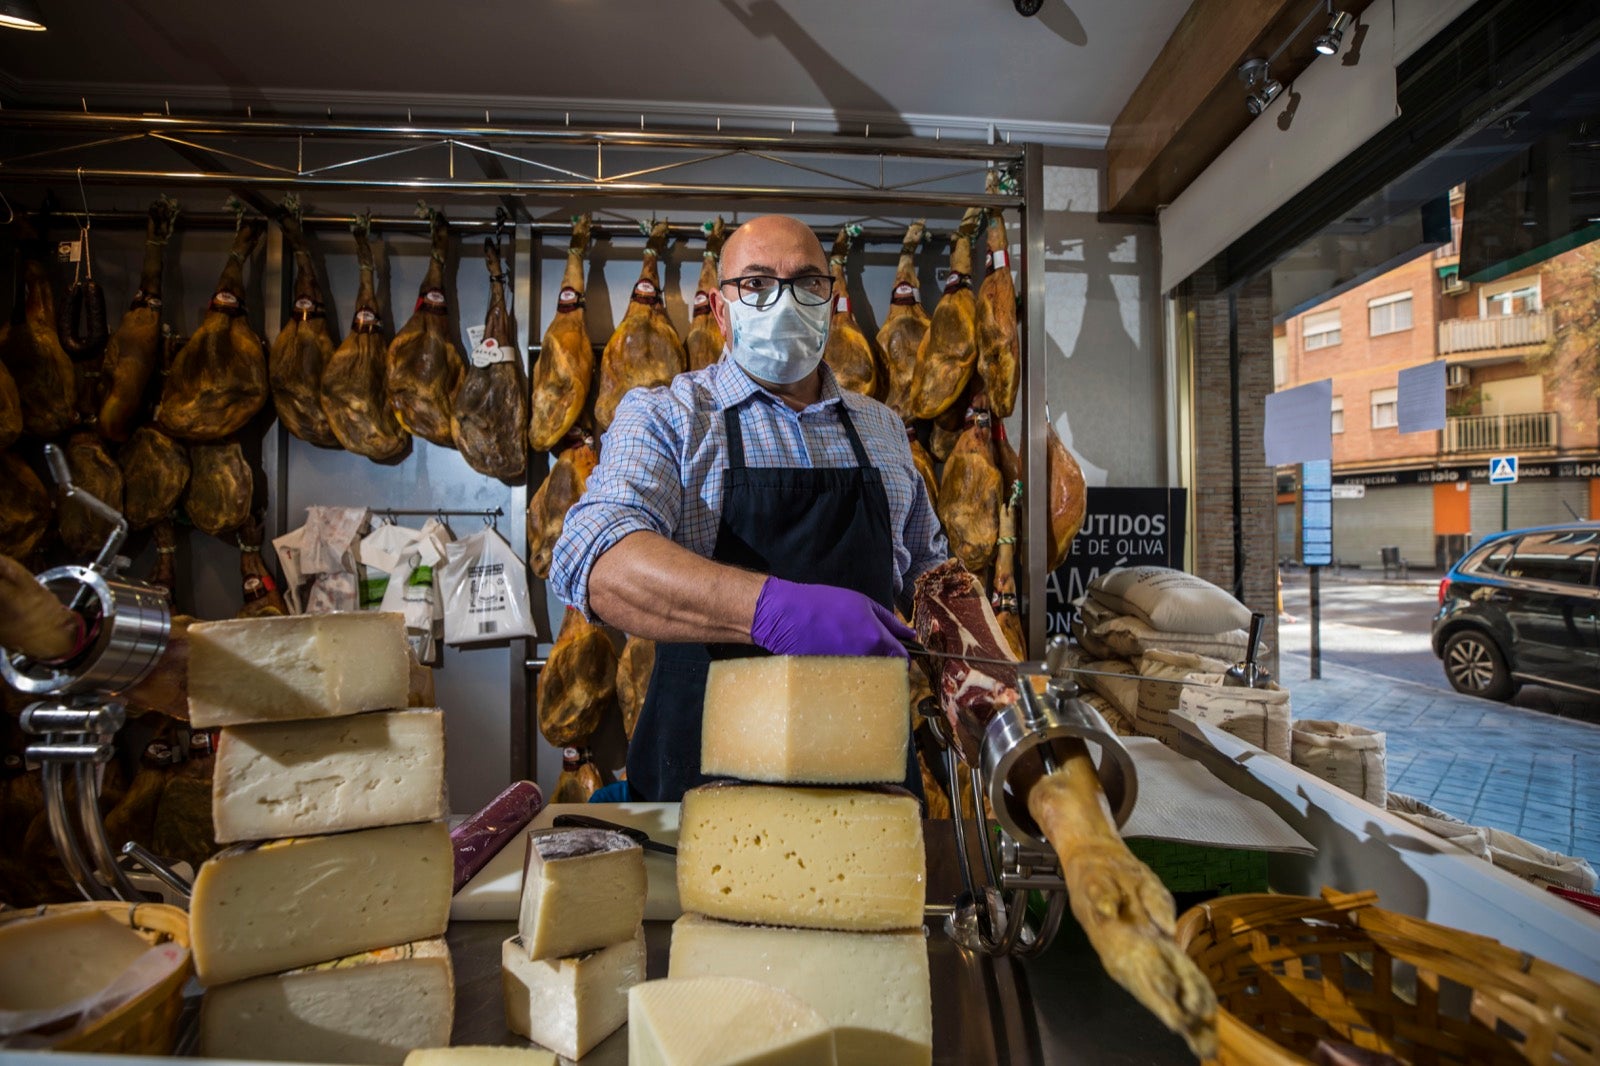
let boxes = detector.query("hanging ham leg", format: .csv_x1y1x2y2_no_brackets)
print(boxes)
908,427,937,505
912,561,1217,1058
527,436,598,579
538,607,618,748
322,214,409,462
1,249,76,440
685,217,727,373
936,406,1001,577
386,204,464,447
1046,422,1088,571
120,425,190,531
909,209,981,421
616,635,656,740
0,552,77,659
528,214,594,451
821,226,880,397
59,432,124,557
992,480,1027,660
156,219,268,442
235,515,287,618
0,356,17,451
878,221,929,420
451,232,527,480
594,221,685,432
98,197,177,442
147,520,178,607
976,180,1020,420
270,201,339,449
183,439,252,538
0,451,49,559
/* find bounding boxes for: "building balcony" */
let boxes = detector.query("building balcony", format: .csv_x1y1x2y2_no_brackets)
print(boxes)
1442,411,1559,455
1438,311,1554,365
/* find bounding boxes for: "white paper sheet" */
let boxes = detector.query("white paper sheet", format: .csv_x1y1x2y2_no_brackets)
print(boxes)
1119,738,1316,854
1263,378,1333,468
1398,360,1447,433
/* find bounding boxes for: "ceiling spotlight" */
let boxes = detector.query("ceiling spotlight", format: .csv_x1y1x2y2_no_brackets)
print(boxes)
1238,58,1283,116
1314,10,1354,55
0,0,45,30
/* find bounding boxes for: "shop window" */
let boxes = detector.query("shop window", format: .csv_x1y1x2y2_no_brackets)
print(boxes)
1483,280,1541,316
1368,292,1413,336
1331,395,1344,434
1371,387,1398,429
1504,532,1599,588
1303,309,1342,350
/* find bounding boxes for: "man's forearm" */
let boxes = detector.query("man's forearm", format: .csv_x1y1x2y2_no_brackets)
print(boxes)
588,531,764,643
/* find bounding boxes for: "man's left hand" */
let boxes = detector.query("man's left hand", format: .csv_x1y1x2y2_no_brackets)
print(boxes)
750,577,914,658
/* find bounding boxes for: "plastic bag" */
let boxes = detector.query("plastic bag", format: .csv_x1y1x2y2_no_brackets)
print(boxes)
439,525,536,644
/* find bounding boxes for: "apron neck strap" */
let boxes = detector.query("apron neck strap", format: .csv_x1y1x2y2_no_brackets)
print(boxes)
723,398,873,470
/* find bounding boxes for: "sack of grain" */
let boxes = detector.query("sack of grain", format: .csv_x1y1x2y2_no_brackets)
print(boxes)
1135,650,1230,745
1078,659,1140,723
1079,691,1138,737
1292,720,1387,806
1386,793,1491,859
1387,793,1597,892
1174,680,1291,759
1087,566,1251,635
1078,595,1258,661
1069,605,1117,660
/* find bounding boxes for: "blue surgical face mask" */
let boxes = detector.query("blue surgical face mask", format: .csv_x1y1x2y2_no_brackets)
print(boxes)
725,287,831,385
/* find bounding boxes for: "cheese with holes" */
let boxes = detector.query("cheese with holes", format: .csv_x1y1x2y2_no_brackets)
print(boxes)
212,709,447,843
629,976,838,1066
518,828,646,960
701,656,910,784
0,909,154,1011
501,930,644,1060
188,612,410,728
405,1049,555,1066
669,914,931,1066
199,938,452,1065
677,785,925,931
190,820,451,985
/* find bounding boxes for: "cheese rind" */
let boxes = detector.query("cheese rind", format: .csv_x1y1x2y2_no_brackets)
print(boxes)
188,612,410,728
701,656,910,784
190,821,452,986
212,709,447,843
628,976,838,1065
199,938,453,1065
405,1049,555,1066
678,785,926,931
518,828,646,960
669,914,931,1066
501,931,644,1060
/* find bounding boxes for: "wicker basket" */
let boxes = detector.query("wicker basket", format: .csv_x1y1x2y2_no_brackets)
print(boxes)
1176,888,1600,1065
0,900,192,1054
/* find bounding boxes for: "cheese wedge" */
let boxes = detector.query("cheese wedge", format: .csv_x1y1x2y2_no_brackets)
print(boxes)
199,938,453,1065
629,976,838,1065
677,785,925,931
188,612,410,728
669,914,931,1066
405,1049,556,1066
190,820,451,985
518,828,646,960
213,709,447,843
701,656,909,784
501,930,644,1060
0,909,153,1011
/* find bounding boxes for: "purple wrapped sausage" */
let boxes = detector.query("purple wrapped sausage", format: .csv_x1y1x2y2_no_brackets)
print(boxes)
451,779,546,891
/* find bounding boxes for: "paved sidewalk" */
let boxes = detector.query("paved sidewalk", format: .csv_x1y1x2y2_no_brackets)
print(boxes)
1280,651,1600,867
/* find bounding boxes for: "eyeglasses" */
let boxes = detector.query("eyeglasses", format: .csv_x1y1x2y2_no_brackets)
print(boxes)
718,273,835,308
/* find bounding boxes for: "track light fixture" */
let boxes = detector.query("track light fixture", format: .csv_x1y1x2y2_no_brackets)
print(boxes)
0,0,45,30
1314,9,1354,56
1238,58,1283,116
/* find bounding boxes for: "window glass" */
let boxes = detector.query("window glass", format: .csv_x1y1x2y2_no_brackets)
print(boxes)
1478,538,1517,574
1484,281,1540,316
1504,532,1600,588
1368,292,1413,336
1371,387,1398,429
1304,309,1342,350
1331,395,1344,434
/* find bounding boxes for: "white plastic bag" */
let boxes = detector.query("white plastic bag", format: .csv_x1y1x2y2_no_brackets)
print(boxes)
439,526,536,644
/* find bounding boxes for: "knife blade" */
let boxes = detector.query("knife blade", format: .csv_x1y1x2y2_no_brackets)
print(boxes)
901,640,1035,671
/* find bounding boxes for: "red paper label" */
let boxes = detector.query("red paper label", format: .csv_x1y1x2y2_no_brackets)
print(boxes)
943,272,969,295
692,290,712,317
890,282,920,306
631,279,659,305
415,289,448,315
557,286,584,312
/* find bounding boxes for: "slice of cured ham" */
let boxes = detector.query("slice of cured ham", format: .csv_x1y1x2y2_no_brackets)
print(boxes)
911,558,1019,766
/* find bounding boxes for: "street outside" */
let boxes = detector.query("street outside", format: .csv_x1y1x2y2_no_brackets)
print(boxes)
1274,569,1600,868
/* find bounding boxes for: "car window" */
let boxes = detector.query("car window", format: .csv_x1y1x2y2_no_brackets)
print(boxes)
1477,538,1517,574
1502,532,1600,588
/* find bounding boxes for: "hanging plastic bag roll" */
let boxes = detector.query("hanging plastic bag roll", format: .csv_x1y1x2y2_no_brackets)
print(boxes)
439,524,537,644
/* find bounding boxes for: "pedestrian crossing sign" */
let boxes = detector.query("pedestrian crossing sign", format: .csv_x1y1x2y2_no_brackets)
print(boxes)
1489,455,1518,484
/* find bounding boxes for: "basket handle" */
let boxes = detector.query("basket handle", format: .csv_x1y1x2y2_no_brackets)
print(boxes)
1318,887,1380,913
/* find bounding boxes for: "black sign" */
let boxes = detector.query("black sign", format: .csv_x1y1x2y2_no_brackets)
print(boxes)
1333,458,1600,487
1044,487,1187,637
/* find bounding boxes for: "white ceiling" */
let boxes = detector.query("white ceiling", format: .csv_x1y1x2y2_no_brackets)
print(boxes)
0,0,1190,146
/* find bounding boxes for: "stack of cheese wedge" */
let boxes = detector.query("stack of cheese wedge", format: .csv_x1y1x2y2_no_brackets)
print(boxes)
631,656,935,1066
186,613,455,1065
502,827,648,1059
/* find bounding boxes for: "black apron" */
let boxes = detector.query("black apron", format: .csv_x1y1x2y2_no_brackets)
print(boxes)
626,398,923,803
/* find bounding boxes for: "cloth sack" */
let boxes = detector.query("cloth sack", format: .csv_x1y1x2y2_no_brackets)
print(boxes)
1078,659,1140,723
1174,680,1292,759
1079,691,1137,738
1135,650,1230,746
1292,720,1387,807
1087,566,1251,634
1388,793,1598,893
1078,595,1258,662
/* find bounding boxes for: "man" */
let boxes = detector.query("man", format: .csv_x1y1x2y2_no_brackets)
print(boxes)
550,215,948,801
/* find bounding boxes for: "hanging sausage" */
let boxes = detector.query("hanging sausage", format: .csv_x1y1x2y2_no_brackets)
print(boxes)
909,209,982,421
821,225,880,397
878,221,929,421
98,197,177,443
270,198,340,449
321,213,409,462
450,222,527,481
593,220,685,432
684,218,727,373
528,214,594,451
385,203,463,448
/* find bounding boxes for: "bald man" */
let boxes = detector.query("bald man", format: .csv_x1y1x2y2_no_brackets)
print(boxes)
550,215,947,801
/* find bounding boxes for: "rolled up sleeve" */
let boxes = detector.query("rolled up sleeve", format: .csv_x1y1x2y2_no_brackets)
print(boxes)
903,466,949,591
548,390,685,620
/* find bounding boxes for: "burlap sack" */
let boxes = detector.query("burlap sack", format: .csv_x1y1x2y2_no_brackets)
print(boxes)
1174,680,1291,759
1079,658,1140,723
1079,691,1138,738
1078,595,1258,661
1135,650,1230,745
1292,720,1387,807
1087,566,1251,634
1070,610,1116,660
1388,793,1598,892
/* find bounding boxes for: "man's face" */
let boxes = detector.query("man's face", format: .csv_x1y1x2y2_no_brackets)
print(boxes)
711,216,831,342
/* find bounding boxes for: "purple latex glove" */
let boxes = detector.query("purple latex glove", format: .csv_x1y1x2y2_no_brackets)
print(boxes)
749,577,914,658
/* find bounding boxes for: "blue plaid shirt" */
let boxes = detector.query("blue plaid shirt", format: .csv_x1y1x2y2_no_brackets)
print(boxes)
551,360,948,620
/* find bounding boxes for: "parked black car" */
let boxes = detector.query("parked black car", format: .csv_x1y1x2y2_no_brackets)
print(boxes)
1431,523,1600,700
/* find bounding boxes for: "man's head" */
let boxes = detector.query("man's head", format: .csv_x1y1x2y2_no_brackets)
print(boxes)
712,215,834,389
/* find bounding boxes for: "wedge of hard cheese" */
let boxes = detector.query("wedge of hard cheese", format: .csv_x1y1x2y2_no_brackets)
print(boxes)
669,914,931,1066
199,937,453,1065
188,612,410,728
701,656,909,784
405,1049,555,1066
190,820,451,985
677,784,925,931
501,930,645,1060
213,709,447,843
629,976,838,1066
519,828,646,960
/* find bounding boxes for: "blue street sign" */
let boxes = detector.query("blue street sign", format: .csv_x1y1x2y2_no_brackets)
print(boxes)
1302,459,1333,567
1489,455,1518,485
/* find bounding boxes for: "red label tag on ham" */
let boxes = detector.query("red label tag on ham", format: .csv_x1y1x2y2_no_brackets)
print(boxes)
415,289,448,315
631,279,660,305
942,272,970,295
692,290,712,317
557,286,584,313
890,282,920,306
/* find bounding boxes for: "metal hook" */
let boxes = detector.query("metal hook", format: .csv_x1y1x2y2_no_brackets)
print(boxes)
75,166,90,233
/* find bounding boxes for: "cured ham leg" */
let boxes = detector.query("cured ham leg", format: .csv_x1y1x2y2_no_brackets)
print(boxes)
147,520,178,606
527,436,598,579
0,355,17,450
976,180,1020,420
235,515,287,618
0,552,78,660
821,226,880,397
909,209,981,420
538,607,618,747
322,214,409,462
593,221,685,431
451,232,528,481
1,254,76,440
184,440,252,538
878,221,929,420
936,407,1001,576
912,560,1217,1059
992,481,1027,660
270,201,340,449
528,214,594,451
59,432,123,557
616,635,656,740
0,451,50,558
386,204,464,447
1046,422,1088,571
685,217,728,373
98,197,176,442
908,427,937,504
120,426,190,531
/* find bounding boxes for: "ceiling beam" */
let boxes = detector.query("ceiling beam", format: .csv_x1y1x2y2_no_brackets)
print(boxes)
1106,0,1376,217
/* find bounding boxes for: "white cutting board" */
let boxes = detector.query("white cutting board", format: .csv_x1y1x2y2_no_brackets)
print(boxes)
449,802,682,922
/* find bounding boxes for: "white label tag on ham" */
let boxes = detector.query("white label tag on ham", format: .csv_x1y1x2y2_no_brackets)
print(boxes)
991,249,1009,270
835,295,851,314
693,292,709,309
213,292,238,307
558,287,580,305
294,297,314,311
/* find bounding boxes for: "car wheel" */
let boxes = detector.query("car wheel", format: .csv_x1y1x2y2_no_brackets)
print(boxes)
1441,630,1515,700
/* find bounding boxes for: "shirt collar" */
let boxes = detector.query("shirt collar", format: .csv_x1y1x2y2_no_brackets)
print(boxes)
709,358,847,414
